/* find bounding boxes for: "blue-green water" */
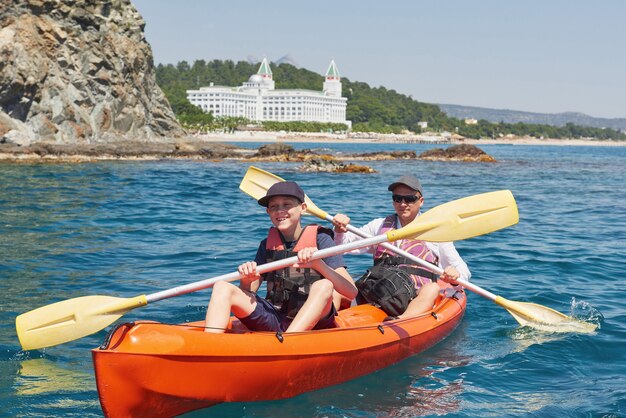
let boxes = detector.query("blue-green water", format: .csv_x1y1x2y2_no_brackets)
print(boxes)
1,143,625,417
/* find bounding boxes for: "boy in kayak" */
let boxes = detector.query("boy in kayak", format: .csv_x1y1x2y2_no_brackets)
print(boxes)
332,175,470,319
205,181,357,333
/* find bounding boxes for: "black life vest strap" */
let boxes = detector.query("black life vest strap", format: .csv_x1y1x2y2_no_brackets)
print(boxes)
375,255,438,282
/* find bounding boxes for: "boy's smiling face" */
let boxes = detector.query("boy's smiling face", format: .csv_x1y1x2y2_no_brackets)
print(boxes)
266,195,306,235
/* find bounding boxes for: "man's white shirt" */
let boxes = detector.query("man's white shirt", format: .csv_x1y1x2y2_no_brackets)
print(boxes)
334,216,471,280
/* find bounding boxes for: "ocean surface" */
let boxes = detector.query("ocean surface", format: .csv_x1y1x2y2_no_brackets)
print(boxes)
1,143,625,417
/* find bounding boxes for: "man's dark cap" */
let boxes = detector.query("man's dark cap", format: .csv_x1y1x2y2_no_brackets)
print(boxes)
387,175,423,195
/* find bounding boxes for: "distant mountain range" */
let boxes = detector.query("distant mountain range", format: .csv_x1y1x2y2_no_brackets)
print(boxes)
438,104,626,132
246,54,300,68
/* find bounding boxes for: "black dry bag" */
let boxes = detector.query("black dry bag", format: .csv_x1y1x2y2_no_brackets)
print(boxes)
355,264,417,317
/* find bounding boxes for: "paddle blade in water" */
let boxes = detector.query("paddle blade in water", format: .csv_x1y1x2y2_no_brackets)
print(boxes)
495,296,597,333
16,295,147,350
387,190,519,242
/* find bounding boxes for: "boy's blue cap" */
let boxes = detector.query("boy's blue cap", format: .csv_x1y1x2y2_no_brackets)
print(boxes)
258,181,305,207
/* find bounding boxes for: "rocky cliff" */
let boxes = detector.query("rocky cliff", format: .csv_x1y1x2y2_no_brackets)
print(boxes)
0,0,183,146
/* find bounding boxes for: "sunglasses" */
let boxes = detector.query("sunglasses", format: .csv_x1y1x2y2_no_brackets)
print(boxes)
392,194,422,204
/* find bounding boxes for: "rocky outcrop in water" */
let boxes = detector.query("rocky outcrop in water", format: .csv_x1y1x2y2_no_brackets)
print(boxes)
300,156,376,173
0,0,183,146
418,144,496,162
247,143,376,172
351,150,417,160
254,142,296,157
0,138,493,168
0,139,245,162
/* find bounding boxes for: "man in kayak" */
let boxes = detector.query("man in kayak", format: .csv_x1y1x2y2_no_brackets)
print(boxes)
205,181,357,333
332,175,470,319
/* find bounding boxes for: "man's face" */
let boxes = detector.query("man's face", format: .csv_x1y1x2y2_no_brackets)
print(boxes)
266,196,305,232
391,184,423,225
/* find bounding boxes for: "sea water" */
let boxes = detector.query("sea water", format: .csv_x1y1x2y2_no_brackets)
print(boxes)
1,143,625,417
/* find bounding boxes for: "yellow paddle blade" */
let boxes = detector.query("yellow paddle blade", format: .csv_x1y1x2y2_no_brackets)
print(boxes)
16,295,147,351
387,190,519,242
239,166,329,219
239,166,281,201
495,296,597,333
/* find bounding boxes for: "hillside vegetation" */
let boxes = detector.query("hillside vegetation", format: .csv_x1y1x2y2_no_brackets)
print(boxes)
155,60,626,140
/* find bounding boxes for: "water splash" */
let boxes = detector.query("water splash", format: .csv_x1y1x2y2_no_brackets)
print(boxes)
8,348,44,362
569,297,603,329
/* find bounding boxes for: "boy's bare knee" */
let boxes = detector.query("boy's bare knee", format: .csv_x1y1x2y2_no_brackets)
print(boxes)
310,279,334,299
212,281,236,296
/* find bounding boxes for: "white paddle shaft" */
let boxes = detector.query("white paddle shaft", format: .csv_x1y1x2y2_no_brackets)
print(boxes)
146,234,385,303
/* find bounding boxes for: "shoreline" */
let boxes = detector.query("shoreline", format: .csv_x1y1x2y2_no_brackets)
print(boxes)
1,132,624,163
188,132,626,147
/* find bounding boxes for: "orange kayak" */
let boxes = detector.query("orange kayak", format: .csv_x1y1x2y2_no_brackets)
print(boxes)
93,284,466,417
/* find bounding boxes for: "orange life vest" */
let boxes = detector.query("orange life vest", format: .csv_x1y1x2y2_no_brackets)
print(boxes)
265,225,324,318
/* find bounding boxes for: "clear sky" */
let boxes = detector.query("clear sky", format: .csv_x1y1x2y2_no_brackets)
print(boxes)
132,0,626,119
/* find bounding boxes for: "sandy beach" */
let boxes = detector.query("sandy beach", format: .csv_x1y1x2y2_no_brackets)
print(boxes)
191,131,626,147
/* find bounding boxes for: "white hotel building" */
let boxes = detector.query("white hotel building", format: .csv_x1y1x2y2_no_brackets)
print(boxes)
186,59,351,128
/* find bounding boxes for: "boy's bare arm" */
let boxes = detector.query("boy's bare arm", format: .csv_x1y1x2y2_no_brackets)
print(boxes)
295,247,357,299
237,261,262,293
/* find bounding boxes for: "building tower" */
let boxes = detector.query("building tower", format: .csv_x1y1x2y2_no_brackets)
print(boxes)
323,60,342,97
256,57,275,90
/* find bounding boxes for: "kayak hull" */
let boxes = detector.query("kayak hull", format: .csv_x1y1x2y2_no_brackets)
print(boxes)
93,286,465,417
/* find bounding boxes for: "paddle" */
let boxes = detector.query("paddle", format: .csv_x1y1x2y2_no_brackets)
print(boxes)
240,166,597,333
16,186,517,351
